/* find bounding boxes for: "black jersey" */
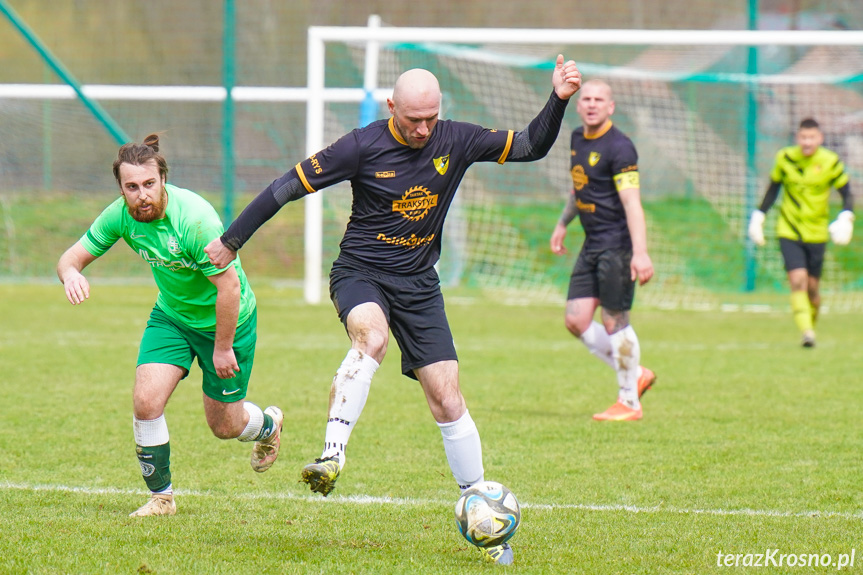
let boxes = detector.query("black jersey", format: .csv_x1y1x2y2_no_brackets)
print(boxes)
220,92,569,270
295,117,514,275
569,122,639,250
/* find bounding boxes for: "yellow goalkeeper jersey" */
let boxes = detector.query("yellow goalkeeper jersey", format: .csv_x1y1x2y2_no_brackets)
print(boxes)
770,145,849,243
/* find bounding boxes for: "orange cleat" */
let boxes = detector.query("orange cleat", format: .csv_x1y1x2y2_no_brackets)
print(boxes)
593,401,643,421
637,366,656,398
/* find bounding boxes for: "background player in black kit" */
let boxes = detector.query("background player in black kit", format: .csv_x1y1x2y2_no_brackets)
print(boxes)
206,56,582,565
550,79,655,422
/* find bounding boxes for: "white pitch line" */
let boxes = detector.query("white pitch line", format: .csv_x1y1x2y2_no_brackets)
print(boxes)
3,481,862,521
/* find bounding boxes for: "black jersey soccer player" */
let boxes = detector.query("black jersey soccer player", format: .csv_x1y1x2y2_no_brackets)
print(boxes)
549,79,656,422
748,118,854,348
205,56,582,564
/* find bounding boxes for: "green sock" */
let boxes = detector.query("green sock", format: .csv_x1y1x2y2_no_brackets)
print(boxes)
790,291,813,333
136,443,171,493
253,414,275,441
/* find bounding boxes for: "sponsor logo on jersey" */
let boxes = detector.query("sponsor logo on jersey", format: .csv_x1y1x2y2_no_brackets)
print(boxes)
576,197,596,213
309,153,323,175
433,155,450,175
167,236,181,255
376,232,436,249
589,151,601,166
138,249,200,271
392,185,439,221
571,165,588,191
130,232,147,239
375,171,396,178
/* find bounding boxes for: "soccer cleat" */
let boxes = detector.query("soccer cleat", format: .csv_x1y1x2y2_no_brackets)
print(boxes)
637,366,657,398
251,406,283,473
481,542,514,565
593,401,642,421
801,330,816,348
300,456,341,497
129,493,176,517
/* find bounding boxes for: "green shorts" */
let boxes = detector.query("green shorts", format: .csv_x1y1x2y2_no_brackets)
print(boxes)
137,305,257,403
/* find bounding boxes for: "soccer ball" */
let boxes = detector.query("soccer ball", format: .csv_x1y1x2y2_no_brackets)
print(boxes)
453,480,520,548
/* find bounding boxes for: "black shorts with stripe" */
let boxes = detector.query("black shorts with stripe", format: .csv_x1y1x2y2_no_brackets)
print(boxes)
329,257,457,379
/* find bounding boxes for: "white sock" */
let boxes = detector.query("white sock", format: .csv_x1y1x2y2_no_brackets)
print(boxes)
320,348,380,469
438,410,484,491
609,326,641,408
237,402,264,441
133,414,170,446
580,321,615,369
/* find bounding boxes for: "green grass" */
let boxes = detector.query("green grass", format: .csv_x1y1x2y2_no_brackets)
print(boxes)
2,283,862,574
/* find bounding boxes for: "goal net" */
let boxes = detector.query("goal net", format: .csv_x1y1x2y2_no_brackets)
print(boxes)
307,27,863,311
2,22,862,312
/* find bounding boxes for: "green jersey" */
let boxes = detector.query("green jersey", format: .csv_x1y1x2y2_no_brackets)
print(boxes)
80,184,256,330
770,145,849,243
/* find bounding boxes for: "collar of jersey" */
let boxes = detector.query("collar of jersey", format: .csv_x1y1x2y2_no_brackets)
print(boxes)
584,120,613,140
388,117,409,146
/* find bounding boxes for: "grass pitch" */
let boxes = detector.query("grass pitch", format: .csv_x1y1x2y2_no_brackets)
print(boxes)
1,283,861,574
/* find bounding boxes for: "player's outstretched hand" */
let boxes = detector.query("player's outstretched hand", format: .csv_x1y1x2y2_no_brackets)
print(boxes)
205,237,237,269
553,54,582,100
550,223,568,255
631,252,654,286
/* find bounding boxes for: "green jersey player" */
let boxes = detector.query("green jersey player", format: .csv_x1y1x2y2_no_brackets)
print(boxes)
748,118,854,347
57,134,283,517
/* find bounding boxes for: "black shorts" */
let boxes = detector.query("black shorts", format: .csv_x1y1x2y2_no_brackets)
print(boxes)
329,260,457,379
567,247,635,311
779,238,826,278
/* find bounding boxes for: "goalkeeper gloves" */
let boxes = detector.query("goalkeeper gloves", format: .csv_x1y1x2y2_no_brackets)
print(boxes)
748,210,766,246
829,210,854,245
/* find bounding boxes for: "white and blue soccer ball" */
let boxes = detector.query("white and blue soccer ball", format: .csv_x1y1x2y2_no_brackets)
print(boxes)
454,480,521,548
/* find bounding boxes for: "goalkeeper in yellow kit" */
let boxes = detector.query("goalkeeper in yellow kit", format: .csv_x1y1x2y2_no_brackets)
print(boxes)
748,118,854,347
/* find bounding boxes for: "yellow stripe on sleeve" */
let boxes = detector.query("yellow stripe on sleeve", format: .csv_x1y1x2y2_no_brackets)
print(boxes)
497,130,514,164
295,163,317,194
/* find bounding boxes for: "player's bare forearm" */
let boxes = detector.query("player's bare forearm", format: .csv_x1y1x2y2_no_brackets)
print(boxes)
209,267,241,379
57,242,98,305
559,192,578,227
551,193,578,255
620,187,653,285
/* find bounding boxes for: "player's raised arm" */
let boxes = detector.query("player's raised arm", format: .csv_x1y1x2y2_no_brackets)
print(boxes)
507,57,581,164
57,241,99,305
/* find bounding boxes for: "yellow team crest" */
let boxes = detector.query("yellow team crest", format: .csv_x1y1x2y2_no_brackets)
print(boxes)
589,151,601,166
433,155,450,175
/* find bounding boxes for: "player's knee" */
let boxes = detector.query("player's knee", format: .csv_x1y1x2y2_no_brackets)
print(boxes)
352,327,388,359
564,313,587,337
